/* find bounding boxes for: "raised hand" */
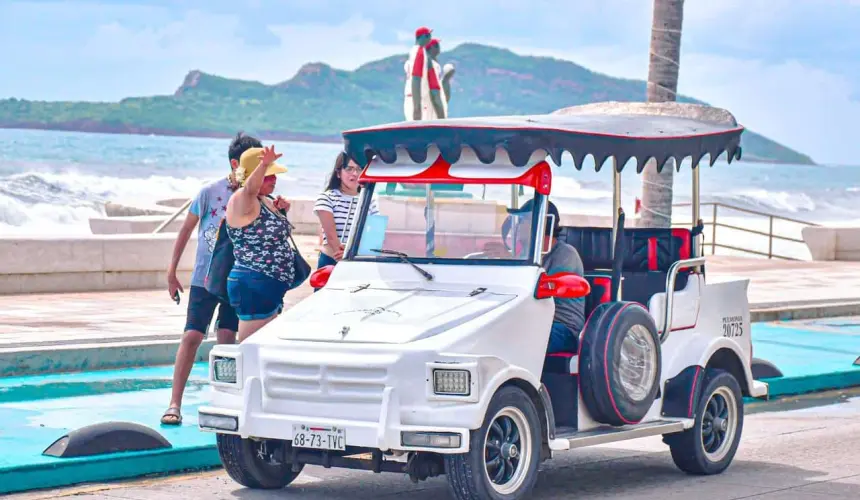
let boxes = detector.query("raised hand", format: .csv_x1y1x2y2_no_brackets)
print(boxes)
260,145,282,167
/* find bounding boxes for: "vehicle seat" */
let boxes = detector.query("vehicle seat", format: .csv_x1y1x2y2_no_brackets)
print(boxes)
557,226,695,308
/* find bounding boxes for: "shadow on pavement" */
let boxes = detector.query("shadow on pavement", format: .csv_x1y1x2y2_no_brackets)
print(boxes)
218,447,860,500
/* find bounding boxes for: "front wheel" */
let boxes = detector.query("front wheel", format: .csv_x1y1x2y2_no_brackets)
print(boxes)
216,434,304,489
444,385,542,500
667,369,744,475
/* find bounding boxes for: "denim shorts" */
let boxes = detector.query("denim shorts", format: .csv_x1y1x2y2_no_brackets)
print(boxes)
226,266,290,321
184,285,239,334
547,321,576,354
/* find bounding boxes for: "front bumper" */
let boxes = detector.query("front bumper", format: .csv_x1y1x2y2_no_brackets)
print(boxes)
198,376,471,454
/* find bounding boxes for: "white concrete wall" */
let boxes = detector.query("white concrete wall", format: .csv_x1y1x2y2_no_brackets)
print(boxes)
94,196,621,235
0,234,196,294
803,227,860,261
4,196,623,295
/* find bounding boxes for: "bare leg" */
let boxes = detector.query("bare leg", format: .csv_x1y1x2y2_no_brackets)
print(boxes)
237,315,278,343
162,330,204,424
216,328,237,345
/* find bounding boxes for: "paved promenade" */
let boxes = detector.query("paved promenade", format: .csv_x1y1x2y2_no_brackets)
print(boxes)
3,255,860,351
11,389,860,500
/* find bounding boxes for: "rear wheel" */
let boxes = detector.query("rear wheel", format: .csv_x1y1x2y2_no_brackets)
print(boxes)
216,433,303,489
579,302,662,426
667,369,744,475
444,385,542,500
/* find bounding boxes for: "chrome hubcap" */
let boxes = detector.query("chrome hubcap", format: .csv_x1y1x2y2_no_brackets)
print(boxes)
701,387,738,462
618,325,658,402
484,407,531,495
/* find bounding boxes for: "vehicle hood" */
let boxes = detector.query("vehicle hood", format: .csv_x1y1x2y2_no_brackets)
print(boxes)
273,286,517,344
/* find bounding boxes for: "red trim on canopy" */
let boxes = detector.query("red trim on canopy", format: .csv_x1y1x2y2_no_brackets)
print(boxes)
359,157,553,195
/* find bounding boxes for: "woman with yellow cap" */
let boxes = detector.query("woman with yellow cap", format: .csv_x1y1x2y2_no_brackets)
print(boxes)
224,145,296,342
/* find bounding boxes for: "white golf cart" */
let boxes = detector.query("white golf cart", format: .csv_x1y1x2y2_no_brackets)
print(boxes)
199,102,769,499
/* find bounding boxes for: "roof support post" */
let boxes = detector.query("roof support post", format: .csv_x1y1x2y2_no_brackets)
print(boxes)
532,194,549,266
611,158,621,259
425,185,436,257
692,162,702,271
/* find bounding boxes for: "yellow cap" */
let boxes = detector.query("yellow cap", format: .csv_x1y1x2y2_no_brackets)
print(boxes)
237,147,288,183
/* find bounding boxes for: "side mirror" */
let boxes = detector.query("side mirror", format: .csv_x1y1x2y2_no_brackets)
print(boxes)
309,265,335,289
535,272,590,300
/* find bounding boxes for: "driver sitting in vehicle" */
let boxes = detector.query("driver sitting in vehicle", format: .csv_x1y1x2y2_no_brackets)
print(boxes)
486,199,586,353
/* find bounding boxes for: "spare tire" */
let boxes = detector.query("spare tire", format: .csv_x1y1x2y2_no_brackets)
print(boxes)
579,301,662,426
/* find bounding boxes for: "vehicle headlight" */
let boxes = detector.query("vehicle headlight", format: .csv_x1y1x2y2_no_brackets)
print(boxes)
212,356,237,384
433,369,471,396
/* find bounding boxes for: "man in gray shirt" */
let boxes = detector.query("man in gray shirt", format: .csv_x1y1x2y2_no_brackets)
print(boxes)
511,199,586,353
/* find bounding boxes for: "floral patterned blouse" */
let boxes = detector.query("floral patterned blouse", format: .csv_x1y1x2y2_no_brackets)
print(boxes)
226,200,296,284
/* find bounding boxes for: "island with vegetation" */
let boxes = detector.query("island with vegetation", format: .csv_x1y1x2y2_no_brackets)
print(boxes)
0,43,813,165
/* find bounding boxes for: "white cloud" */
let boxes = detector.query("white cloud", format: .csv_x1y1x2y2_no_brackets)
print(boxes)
679,55,859,165
77,11,405,86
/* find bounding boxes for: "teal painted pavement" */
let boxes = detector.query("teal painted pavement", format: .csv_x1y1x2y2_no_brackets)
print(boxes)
1,319,859,494
752,317,860,396
0,363,218,494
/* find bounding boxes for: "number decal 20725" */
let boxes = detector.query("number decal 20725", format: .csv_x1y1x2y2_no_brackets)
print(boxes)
721,315,744,338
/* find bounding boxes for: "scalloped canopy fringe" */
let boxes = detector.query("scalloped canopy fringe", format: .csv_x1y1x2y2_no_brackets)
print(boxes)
342,114,745,172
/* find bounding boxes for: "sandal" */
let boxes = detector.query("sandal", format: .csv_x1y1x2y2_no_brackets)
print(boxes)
161,406,182,425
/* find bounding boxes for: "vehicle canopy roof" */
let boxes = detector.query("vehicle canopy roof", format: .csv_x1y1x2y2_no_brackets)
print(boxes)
343,101,744,173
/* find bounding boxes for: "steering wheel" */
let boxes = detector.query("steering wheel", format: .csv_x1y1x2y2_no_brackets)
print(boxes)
463,251,491,259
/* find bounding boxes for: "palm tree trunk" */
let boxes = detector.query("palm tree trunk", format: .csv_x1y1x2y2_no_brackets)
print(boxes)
639,0,685,228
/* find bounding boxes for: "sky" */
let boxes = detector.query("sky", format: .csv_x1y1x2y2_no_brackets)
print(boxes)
1,0,858,165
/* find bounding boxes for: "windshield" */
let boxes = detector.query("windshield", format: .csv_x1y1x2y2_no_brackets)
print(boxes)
349,183,541,264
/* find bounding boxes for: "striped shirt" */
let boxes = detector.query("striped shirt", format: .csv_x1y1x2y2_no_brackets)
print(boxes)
313,189,379,246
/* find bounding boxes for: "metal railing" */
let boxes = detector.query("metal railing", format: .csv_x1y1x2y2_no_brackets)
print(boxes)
152,198,194,234
672,202,818,261
151,179,216,234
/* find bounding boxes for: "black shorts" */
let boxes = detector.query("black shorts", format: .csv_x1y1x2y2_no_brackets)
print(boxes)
184,285,239,335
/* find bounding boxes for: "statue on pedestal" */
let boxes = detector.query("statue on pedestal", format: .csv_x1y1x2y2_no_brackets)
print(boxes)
403,27,454,121
427,39,455,116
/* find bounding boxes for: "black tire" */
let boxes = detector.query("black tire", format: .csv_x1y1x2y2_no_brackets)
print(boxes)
579,301,662,426
667,369,745,475
216,433,303,489
444,385,542,500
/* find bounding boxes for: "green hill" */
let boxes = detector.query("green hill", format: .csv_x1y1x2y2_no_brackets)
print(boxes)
0,43,813,165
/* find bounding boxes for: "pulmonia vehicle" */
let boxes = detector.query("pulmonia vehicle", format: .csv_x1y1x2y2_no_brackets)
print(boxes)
199,101,769,500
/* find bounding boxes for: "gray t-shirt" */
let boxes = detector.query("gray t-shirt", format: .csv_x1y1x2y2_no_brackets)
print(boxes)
542,240,586,333
188,178,234,288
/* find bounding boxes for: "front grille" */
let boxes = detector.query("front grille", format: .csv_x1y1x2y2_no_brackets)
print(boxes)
263,361,388,403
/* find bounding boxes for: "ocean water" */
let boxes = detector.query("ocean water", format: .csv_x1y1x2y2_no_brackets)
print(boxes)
1,128,858,247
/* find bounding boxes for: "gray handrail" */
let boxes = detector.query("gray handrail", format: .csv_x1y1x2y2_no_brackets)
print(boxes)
672,201,817,261
661,256,707,344
152,198,194,234
673,201,818,227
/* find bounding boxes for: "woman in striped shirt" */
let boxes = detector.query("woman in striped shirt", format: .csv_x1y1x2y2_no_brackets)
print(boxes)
313,153,378,273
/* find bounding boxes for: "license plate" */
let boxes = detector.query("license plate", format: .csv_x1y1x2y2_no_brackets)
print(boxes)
292,424,346,451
